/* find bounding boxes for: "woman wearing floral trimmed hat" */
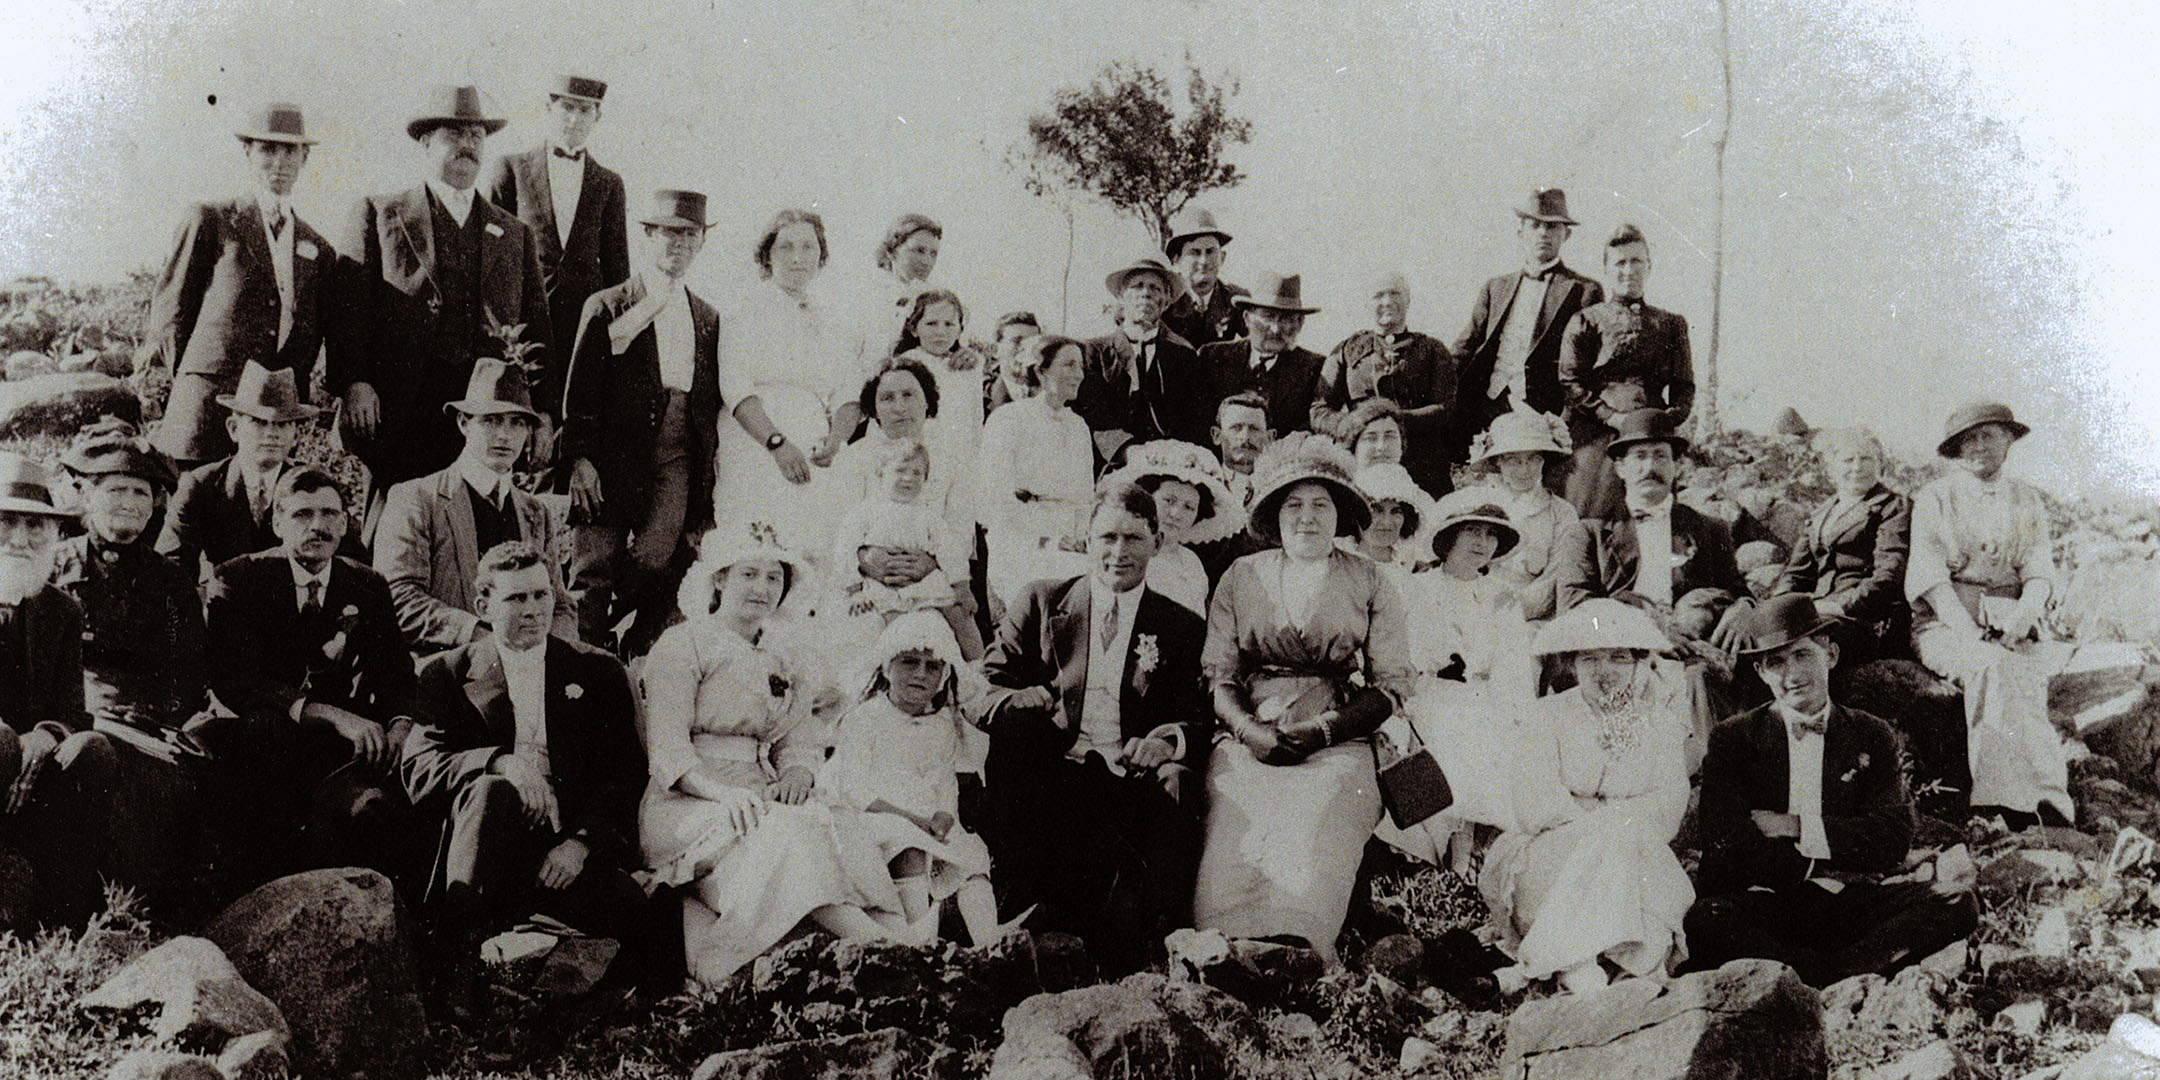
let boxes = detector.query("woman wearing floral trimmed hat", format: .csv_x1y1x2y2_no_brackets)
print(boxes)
1469,409,1578,621
1347,462,1434,592
1101,441,1246,617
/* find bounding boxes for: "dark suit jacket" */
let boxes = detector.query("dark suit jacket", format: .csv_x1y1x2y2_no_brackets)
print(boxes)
327,186,553,485
205,552,415,729
1163,282,1249,350
1773,484,1912,632
1553,502,1742,613
981,578,1210,773
0,587,86,744
1078,329,1213,450
373,467,576,654
157,457,364,582
1198,340,1326,438
141,196,333,462
560,276,722,531
1697,702,1913,895
481,146,629,401
1451,264,1603,433
401,635,645,864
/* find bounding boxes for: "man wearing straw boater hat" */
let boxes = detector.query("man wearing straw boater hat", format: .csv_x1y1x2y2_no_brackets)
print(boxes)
1161,208,1249,349
142,102,335,471
1080,256,1211,458
560,190,723,657
159,361,341,580
1451,188,1605,454
330,84,553,496
375,358,576,656
0,451,118,925
1197,272,1327,439
482,75,628,390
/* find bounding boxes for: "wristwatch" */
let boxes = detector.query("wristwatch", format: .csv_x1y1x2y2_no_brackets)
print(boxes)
765,431,787,451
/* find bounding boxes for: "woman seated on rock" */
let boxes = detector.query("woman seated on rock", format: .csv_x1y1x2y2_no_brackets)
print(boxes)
1100,440,1246,617
1347,462,1433,591
640,524,919,987
1481,600,1693,995
1469,410,1578,622
1770,426,1911,664
1193,434,1412,965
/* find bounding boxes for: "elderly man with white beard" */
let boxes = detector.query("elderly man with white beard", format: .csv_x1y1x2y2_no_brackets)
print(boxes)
0,452,117,926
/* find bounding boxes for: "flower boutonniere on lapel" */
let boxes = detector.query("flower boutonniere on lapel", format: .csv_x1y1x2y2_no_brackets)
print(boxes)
1131,634,1162,694
563,683,584,701
1840,752,1870,785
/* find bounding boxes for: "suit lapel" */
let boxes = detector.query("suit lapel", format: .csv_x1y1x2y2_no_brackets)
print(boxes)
391,188,436,287
1606,517,1642,595
462,637,515,745
523,151,562,260
480,204,516,315
1755,709,1794,812
1049,582,1090,726
233,196,273,280
566,155,599,248
1535,270,1575,340
439,472,480,595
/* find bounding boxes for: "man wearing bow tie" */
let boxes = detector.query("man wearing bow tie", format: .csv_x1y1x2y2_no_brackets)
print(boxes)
1553,410,1739,619
1557,224,1695,520
142,104,335,471
1080,257,1211,460
1451,189,1604,456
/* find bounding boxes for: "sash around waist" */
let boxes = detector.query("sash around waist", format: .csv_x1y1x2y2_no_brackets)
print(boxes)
691,733,770,765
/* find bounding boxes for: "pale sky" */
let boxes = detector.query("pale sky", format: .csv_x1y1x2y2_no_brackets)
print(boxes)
1,0,2155,499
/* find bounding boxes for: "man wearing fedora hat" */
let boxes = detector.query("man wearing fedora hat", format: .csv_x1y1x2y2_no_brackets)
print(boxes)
376,359,576,656
1197,272,1327,439
330,84,554,494
1553,409,1740,618
482,75,628,396
1161,208,1248,349
0,452,118,924
1312,271,1460,496
1451,188,1604,456
159,362,345,581
142,102,336,470
1687,595,1975,986
1080,257,1211,458
559,190,723,656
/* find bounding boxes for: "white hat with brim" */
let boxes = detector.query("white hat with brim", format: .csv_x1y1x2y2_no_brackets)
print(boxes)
1531,598,1672,657
871,609,969,673
678,520,816,618
1470,409,1573,464
1354,463,1437,547
1103,440,1247,546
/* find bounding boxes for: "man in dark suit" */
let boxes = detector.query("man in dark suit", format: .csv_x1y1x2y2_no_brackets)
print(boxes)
1686,596,1975,985
1161,208,1248,349
1198,273,1326,439
980,482,1209,975
480,75,628,419
1452,188,1604,454
330,85,553,493
1553,410,1741,617
143,104,334,470
402,541,658,1015
1080,257,1211,460
200,467,418,888
158,362,321,582
561,190,722,656
374,359,575,656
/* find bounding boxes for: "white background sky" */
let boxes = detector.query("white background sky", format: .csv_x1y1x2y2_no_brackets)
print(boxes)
1,0,2155,500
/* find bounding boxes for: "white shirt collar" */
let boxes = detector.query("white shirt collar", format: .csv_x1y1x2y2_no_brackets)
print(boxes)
458,457,510,504
1625,491,1674,520
499,636,547,669
287,555,332,593
425,179,476,223
1122,324,1159,346
640,268,688,304
1777,701,1832,735
1525,258,1562,278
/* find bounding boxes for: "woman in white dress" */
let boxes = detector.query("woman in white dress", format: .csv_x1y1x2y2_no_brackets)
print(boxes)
857,213,942,370
977,335,1093,607
1100,440,1246,617
1469,410,1578,622
1481,600,1694,995
713,209,867,563
1348,462,1435,592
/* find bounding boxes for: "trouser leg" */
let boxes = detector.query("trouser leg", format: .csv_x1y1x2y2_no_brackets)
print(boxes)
0,730,119,924
570,525,629,651
1820,881,1976,984
1684,888,1823,979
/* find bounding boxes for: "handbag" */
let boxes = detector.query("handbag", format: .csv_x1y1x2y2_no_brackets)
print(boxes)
1373,724,1452,829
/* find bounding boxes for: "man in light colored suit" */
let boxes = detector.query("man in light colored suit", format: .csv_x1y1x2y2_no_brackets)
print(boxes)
1452,188,1605,455
481,75,628,421
375,360,575,656
143,103,334,470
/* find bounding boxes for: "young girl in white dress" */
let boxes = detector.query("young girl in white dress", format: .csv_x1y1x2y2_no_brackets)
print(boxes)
1470,410,1578,622
894,289,986,525
829,440,982,660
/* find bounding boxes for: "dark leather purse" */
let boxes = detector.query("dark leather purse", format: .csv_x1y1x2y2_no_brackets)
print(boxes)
1373,725,1452,829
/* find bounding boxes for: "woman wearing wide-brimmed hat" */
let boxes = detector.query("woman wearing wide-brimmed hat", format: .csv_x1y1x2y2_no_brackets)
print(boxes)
1192,433,1412,965
640,522,915,986
1479,600,1693,995
1469,409,1579,621
1347,462,1433,591
1101,440,1245,617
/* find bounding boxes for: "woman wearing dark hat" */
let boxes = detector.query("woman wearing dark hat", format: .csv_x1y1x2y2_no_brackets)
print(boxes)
1193,433,1412,965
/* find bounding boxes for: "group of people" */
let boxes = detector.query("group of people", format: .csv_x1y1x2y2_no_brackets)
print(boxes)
0,75,2123,1016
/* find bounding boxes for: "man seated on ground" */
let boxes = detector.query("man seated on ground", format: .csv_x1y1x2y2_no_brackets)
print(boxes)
202,467,418,888
376,358,576,656
401,542,658,1019
1686,595,1976,986
0,452,116,924
158,362,326,583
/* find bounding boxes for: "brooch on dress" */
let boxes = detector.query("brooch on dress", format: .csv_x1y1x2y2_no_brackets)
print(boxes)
769,673,792,698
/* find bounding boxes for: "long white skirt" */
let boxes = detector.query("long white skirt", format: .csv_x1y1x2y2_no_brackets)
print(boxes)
1193,739,1381,966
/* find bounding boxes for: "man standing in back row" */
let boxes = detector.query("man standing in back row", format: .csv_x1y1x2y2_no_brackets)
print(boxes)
1452,188,1603,457
1161,208,1248,350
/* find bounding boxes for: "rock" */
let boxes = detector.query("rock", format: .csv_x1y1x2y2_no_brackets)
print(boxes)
1773,407,1811,437
1163,926,1324,1010
104,1050,225,1080
1978,849,2084,895
202,868,426,1080
2030,906,2075,957
1917,940,1968,979
5,349,55,380
1266,1009,1323,1047
79,936,287,1048
481,930,557,965
0,843,39,933
1863,1040,1974,1080
690,1027,937,1080
1400,1035,1443,1074
1855,965,1949,1034
0,370,140,442
1998,998,2047,1035
2059,1013,2160,1079
2022,825,2107,861
2073,985,2135,1032
534,936,618,999
989,972,1261,1080
1362,933,1426,987
215,1030,290,1080
1821,972,1883,1033
1327,972,1433,1050
1500,958,1826,1080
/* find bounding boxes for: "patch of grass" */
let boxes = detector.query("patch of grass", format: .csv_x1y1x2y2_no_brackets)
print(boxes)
0,886,162,1080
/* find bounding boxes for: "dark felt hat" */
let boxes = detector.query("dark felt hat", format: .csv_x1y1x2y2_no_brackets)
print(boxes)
639,189,712,230
0,452,76,519
406,85,507,141
1514,187,1578,225
1730,594,1844,658
443,358,539,420
1936,402,2030,458
1232,272,1320,315
1605,409,1690,458
549,74,607,102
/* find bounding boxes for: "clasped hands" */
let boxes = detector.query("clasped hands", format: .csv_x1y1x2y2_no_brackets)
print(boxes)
1237,698,1331,767
1002,686,1177,771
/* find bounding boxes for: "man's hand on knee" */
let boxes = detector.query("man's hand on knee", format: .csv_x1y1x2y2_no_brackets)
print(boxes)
536,836,588,890
5,728,57,814
491,754,560,831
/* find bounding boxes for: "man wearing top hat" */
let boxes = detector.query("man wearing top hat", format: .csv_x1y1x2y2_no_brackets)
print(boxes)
1452,189,1604,455
1556,224,1695,521
1686,595,1975,986
481,75,628,417
1197,273,1327,440
1161,208,1248,349
375,359,576,656
142,103,335,471
1552,409,1740,621
560,190,722,657
1079,257,1211,459
1311,271,1460,496
330,84,553,495
0,452,117,924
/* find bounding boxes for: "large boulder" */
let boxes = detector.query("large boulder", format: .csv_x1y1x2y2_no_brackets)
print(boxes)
989,972,1261,1080
0,370,140,442
1500,958,1827,1079
1861,1040,1973,1080
1164,926,1326,1010
104,1050,224,1080
202,868,427,1080
689,1028,941,1080
2060,1013,2160,1079
79,935,287,1048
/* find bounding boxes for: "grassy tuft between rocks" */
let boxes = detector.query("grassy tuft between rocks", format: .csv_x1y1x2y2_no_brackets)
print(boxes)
0,886,161,1080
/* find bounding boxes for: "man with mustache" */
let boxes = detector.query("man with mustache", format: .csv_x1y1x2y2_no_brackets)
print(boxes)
330,85,553,504
141,104,334,471
1556,224,1696,520
1193,390,1273,586
1080,257,1210,458
1452,189,1604,457
1198,273,1326,439
1553,410,1740,619
0,453,116,924
375,359,576,656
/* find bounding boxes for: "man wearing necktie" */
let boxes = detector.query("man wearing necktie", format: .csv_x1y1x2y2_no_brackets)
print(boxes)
1196,272,1327,439
1080,257,1211,460
375,359,577,657
1311,271,1460,495
142,103,335,471
160,363,342,585
1556,224,1697,520
1450,189,1604,459
1553,410,1740,619
1686,596,1975,986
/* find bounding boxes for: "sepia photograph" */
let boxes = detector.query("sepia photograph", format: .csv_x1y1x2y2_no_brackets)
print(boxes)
1,0,2157,1076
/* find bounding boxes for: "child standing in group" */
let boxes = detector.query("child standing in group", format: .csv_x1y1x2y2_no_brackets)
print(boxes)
896,289,986,526
829,440,982,658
